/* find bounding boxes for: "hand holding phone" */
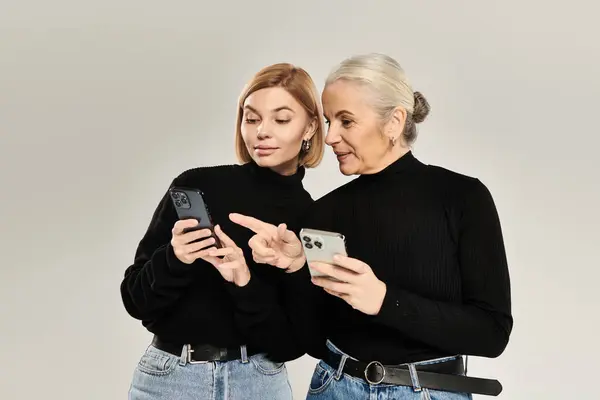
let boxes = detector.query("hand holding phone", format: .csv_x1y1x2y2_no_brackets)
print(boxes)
169,187,221,264
301,229,387,315
169,187,220,242
300,228,348,281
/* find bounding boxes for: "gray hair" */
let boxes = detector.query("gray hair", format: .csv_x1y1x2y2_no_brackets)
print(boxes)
325,53,430,145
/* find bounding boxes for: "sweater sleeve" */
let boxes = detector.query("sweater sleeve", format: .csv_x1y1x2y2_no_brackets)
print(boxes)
120,180,200,321
373,179,513,358
225,205,329,362
280,266,329,361
225,266,324,362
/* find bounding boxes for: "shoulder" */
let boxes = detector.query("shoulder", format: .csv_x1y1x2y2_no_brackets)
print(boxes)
423,164,481,188
310,177,359,208
421,164,496,209
171,164,244,187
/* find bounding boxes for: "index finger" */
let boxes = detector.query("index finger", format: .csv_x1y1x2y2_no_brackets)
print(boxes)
310,261,358,283
172,219,198,235
229,213,273,235
332,254,367,274
214,225,237,248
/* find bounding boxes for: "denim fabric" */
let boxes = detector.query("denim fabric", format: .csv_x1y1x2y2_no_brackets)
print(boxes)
305,341,473,400
128,344,293,400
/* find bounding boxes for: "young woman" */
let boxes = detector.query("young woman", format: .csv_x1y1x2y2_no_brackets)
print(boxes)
231,53,513,399
120,62,325,400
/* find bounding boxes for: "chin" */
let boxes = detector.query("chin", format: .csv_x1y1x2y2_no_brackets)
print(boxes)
338,162,358,176
251,156,276,167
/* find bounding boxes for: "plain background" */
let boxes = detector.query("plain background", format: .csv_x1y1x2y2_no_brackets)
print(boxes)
1,1,599,399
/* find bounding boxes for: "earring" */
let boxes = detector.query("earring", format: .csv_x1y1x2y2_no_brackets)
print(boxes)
302,139,311,151
390,136,397,146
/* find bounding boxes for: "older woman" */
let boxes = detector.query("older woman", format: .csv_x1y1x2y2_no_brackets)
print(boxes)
231,53,512,400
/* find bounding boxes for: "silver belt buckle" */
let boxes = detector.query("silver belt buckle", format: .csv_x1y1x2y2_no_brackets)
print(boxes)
364,360,386,385
186,345,209,364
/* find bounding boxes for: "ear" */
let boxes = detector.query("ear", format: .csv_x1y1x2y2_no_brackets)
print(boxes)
384,106,408,143
303,117,318,141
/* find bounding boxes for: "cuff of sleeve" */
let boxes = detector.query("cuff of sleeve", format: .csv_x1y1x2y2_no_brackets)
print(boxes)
227,273,275,313
227,273,263,299
373,285,414,327
281,262,311,284
165,243,194,275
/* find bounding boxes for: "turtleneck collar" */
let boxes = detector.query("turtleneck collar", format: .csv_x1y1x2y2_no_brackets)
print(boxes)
245,160,306,189
357,150,420,181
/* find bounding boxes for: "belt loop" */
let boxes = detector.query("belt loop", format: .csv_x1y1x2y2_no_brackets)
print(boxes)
240,345,249,364
334,355,348,380
179,345,189,366
408,364,422,392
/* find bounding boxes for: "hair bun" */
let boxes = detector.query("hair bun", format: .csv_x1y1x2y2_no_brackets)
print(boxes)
412,91,430,123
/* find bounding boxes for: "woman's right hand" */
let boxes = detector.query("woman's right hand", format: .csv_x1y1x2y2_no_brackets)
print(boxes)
170,219,217,264
229,213,306,272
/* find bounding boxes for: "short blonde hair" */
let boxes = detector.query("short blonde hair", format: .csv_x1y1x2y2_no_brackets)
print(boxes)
235,63,325,168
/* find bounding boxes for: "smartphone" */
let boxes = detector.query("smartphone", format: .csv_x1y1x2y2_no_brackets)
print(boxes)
300,228,347,280
169,186,221,248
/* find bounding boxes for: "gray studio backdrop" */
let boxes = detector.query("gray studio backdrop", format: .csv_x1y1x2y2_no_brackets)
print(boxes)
1,1,598,399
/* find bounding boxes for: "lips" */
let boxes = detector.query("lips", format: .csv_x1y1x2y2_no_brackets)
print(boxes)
254,145,278,156
334,151,351,161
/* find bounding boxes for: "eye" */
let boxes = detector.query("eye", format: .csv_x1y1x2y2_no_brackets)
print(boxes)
324,119,330,126
244,117,258,124
341,119,353,128
275,119,291,124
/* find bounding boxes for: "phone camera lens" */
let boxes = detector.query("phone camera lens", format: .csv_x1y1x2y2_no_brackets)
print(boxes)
305,242,313,249
302,236,311,242
175,200,182,207
314,241,322,249
181,197,188,204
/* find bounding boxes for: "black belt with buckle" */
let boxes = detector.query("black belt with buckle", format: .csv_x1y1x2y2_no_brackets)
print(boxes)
325,350,503,396
151,335,259,363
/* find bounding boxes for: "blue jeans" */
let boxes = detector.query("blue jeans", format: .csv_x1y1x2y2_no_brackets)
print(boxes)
306,341,473,400
128,344,293,400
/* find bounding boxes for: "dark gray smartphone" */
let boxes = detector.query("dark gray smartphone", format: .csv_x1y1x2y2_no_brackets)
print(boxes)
169,186,221,248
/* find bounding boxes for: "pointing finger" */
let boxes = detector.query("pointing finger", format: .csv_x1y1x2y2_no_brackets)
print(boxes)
229,213,274,235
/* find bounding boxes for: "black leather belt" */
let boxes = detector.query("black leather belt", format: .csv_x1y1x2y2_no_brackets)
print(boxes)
325,350,502,396
151,335,259,363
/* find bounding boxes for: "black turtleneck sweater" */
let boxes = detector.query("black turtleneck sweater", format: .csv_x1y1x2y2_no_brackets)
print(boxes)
281,151,513,364
120,162,313,361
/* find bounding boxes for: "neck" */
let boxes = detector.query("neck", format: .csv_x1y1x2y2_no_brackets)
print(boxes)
270,157,300,176
246,157,306,188
365,146,410,175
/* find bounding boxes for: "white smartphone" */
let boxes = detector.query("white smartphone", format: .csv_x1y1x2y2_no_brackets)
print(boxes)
300,228,347,279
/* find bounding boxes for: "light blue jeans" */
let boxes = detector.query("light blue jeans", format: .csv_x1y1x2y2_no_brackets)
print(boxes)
306,341,473,400
128,344,293,400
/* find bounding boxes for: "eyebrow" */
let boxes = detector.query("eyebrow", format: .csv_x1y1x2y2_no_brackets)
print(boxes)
244,105,295,114
324,110,355,119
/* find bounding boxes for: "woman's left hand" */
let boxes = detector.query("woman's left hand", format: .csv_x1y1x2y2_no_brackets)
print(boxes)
204,225,251,287
310,254,387,316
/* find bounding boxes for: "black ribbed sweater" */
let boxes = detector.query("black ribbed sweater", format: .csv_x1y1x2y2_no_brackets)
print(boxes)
282,151,513,364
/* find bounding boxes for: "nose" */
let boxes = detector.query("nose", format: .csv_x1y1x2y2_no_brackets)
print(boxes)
257,121,271,139
324,124,341,147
